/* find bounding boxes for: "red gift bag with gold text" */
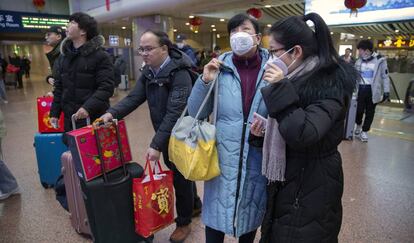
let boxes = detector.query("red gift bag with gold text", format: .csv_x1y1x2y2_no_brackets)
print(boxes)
133,160,174,238
37,97,64,133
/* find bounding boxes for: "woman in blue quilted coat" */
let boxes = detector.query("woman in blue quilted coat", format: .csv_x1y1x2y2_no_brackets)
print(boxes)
188,14,269,243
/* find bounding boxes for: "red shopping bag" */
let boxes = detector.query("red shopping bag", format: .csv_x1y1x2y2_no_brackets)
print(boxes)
37,97,64,133
6,64,20,73
133,160,174,238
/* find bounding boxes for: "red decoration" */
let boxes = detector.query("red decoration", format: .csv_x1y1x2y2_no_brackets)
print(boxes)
189,17,202,32
246,8,262,19
106,0,110,11
189,17,202,26
344,0,367,16
32,0,45,11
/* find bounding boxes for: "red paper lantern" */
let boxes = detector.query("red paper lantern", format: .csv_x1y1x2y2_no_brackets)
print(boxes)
246,8,262,19
33,0,45,11
189,17,202,26
344,0,367,16
189,17,202,32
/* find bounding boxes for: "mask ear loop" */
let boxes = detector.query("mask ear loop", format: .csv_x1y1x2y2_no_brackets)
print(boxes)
277,46,295,59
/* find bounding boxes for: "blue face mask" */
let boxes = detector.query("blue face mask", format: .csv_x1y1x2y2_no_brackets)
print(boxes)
266,47,296,75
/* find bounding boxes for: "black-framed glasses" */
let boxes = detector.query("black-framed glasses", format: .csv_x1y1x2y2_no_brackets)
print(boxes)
268,47,285,58
137,46,162,55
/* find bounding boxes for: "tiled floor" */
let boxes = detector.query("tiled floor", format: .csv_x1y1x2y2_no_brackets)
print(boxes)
0,75,413,243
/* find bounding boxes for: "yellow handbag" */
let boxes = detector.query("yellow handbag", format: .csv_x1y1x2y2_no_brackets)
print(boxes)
168,77,220,181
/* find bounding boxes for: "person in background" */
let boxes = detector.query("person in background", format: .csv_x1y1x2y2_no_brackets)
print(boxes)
211,45,221,59
0,65,8,104
340,47,355,65
0,54,8,80
257,13,358,242
45,26,66,87
188,13,269,243
175,34,197,66
0,108,20,201
100,30,202,243
354,40,390,142
22,56,31,79
113,55,127,89
50,12,114,134
8,53,23,89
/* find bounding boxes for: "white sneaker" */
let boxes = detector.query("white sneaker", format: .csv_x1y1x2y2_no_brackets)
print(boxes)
359,132,368,142
0,187,21,201
354,125,362,136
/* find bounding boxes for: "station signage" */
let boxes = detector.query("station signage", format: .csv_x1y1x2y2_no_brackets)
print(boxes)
0,10,68,32
378,37,414,49
109,35,119,46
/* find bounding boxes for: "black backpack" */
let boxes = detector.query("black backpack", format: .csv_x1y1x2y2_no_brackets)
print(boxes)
170,67,200,86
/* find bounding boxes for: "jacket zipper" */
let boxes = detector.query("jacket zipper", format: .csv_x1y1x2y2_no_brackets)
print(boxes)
287,167,305,241
233,121,247,236
233,56,264,237
231,59,266,236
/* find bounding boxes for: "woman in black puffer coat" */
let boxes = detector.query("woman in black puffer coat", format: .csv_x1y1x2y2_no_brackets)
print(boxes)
258,13,358,243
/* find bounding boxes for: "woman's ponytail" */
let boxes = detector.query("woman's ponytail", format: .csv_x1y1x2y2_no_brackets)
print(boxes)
303,13,339,68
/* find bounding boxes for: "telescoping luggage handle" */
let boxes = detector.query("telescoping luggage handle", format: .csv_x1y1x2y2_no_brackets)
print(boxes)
71,114,91,130
93,118,129,185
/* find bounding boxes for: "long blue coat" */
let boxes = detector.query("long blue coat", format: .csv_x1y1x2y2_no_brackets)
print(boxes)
188,49,269,237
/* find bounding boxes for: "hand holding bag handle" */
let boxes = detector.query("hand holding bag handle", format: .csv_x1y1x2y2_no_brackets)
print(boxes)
93,118,129,185
144,159,165,182
71,114,91,130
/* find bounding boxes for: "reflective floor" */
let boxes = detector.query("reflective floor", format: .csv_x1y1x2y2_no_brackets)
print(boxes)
0,75,413,243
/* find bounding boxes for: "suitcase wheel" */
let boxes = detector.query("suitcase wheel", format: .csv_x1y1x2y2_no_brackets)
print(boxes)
41,182,53,189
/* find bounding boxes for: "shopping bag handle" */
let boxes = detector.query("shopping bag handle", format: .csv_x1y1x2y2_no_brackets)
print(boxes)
173,74,219,133
71,114,91,130
93,119,129,184
144,159,165,182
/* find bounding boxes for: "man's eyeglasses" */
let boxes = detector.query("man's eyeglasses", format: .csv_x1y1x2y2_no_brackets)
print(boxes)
268,47,286,58
137,46,162,55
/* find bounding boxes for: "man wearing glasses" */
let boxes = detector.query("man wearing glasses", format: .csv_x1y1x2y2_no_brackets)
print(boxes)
100,30,202,243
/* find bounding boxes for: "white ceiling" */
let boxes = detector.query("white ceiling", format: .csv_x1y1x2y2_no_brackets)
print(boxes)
93,0,414,39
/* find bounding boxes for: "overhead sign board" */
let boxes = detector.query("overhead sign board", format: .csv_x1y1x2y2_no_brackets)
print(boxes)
305,0,414,26
0,10,69,32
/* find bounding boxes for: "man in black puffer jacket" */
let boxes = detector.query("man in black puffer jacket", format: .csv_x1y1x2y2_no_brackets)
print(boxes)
50,12,114,132
100,30,202,243
45,26,66,88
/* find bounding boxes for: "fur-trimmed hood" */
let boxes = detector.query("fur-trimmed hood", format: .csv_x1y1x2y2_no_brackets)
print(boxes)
60,35,105,57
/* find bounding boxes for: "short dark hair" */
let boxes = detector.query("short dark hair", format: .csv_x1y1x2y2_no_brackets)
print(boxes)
357,40,373,52
345,48,352,52
69,12,98,40
227,14,259,34
269,12,339,69
143,29,173,50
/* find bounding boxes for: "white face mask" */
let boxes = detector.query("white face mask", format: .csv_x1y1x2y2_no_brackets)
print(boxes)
177,43,184,49
266,47,296,75
230,32,256,56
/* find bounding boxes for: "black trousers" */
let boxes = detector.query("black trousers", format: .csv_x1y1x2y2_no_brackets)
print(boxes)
17,71,23,88
205,226,257,243
356,85,377,132
164,153,201,227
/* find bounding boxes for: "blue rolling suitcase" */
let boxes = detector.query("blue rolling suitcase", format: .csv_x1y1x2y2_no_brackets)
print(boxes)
34,133,67,188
